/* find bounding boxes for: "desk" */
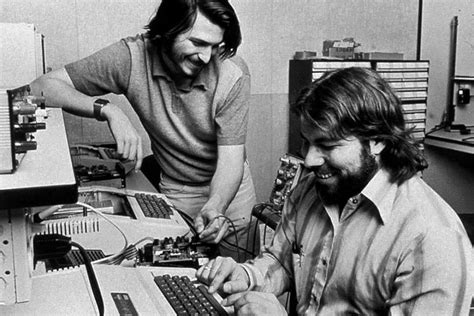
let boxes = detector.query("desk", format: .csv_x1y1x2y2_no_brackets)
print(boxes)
423,130,474,215
123,169,158,192
425,129,474,155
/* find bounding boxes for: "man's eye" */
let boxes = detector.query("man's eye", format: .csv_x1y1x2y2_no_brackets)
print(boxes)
319,143,337,150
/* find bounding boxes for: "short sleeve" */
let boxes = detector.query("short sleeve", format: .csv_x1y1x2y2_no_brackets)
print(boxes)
214,56,250,145
65,39,131,96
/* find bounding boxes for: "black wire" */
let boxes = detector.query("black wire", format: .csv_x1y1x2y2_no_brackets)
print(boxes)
175,208,198,236
214,215,242,262
252,214,261,256
177,208,248,261
71,241,104,316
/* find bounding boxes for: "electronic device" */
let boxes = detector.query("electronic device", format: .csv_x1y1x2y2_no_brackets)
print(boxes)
252,154,306,246
0,85,47,173
268,153,305,211
0,265,232,315
37,185,191,256
138,235,218,269
70,144,136,188
0,108,78,305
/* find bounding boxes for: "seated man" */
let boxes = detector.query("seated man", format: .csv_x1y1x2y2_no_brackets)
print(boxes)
196,67,473,315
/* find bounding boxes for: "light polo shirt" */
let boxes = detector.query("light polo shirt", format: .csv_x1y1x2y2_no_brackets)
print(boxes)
243,168,472,315
66,34,250,184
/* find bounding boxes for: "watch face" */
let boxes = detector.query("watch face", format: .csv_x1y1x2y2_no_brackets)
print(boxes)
94,99,110,121
95,99,109,105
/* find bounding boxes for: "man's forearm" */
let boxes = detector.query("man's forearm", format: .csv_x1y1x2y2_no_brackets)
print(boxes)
207,169,242,215
30,68,97,117
205,145,245,214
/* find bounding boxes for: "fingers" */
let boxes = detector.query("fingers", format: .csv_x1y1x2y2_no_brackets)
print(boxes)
200,220,229,243
116,134,140,161
225,292,285,315
194,213,205,234
213,221,229,243
222,292,245,307
105,106,142,169
135,137,143,171
196,257,238,294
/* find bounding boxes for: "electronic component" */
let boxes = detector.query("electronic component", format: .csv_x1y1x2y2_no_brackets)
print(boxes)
73,163,126,188
139,235,217,268
0,85,46,173
70,144,135,188
268,153,305,211
253,154,305,246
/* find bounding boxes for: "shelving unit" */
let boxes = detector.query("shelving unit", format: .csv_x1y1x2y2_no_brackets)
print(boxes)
375,61,429,145
288,59,430,155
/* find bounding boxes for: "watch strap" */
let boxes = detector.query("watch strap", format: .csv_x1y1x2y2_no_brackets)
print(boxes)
93,98,110,121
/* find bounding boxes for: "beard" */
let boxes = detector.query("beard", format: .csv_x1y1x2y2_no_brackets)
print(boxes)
313,145,379,206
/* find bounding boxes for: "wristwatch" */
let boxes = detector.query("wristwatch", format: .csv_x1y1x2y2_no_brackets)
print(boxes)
93,98,110,121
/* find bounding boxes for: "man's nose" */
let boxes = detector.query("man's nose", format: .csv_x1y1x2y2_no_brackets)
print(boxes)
304,146,325,168
198,46,213,64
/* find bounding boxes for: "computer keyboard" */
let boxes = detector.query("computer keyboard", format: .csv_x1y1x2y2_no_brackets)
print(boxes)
135,193,173,219
154,274,228,316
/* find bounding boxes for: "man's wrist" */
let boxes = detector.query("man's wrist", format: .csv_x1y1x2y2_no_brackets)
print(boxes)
239,263,255,290
93,98,110,121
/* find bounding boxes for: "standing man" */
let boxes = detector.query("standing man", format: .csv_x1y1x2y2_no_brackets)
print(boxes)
197,67,473,314
30,0,258,262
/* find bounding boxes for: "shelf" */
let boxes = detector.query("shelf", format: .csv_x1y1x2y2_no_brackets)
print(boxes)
425,129,474,155
454,76,474,81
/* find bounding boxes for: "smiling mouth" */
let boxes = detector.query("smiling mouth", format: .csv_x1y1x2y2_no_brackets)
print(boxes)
316,172,333,179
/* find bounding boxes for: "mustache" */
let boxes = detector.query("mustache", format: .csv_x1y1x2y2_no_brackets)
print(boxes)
308,166,336,174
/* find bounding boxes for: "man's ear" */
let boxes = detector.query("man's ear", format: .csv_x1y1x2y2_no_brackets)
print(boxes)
369,140,385,156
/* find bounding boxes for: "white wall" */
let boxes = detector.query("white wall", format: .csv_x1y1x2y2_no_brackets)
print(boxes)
421,0,474,130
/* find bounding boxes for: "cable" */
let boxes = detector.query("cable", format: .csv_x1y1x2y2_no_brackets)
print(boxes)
71,241,104,316
75,202,130,264
178,208,247,262
33,234,104,316
210,214,241,262
37,202,131,265
175,208,198,236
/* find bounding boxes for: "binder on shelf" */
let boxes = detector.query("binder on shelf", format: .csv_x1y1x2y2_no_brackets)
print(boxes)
404,112,426,121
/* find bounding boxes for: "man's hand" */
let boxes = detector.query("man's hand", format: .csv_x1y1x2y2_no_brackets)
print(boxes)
196,256,250,294
102,103,143,171
194,209,230,243
223,291,287,316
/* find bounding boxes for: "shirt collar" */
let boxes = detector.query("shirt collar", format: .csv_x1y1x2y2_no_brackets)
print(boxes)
360,168,397,224
149,40,213,90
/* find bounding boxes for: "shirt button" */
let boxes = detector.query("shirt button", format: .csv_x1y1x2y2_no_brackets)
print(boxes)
322,258,327,266
351,198,358,204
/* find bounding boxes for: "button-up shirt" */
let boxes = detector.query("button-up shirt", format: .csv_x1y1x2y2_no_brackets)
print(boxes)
243,169,472,315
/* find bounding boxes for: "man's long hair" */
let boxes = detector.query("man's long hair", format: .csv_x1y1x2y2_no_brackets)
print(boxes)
145,0,241,59
293,67,427,184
